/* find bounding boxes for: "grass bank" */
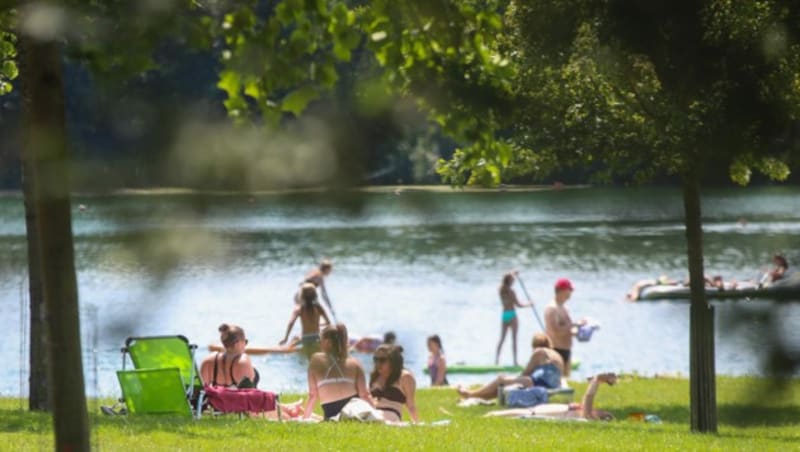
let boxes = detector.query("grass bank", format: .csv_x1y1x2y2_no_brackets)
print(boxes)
1,375,798,451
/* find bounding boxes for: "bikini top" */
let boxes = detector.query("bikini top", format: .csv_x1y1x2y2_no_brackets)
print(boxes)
317,355,356,388
370,384,406,403
212,352,260,388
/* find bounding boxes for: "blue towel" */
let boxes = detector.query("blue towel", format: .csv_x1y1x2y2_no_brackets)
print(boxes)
507,386,549,408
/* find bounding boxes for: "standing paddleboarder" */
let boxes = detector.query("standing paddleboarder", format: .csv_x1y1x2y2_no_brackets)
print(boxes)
496,272,532,366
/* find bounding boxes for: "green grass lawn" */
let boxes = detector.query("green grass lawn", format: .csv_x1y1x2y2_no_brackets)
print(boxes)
1,375,798,451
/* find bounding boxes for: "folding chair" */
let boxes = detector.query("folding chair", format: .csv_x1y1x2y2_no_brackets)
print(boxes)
116,368,193,416
115,335,205,417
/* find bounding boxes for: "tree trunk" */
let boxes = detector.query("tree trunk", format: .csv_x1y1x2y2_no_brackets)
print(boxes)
682,173,718,433
21,148,49,411
19,24,90,452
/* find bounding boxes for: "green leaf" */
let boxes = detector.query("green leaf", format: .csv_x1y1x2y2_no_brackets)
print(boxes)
243,77,263,100
217,70,241,98
333,38,351,61
281,86,320,116
1,60,17,80
729,159,752,186
317,61,338,88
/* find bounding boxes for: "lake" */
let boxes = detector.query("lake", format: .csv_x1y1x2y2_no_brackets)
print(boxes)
1,185,798,397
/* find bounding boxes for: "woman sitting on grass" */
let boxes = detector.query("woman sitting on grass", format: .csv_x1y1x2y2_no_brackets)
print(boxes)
200,323,259,389
305,323,374,420
456,333,564,400
370,344,419,423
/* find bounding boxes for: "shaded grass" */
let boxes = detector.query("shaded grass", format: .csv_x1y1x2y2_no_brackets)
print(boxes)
1,375,798,451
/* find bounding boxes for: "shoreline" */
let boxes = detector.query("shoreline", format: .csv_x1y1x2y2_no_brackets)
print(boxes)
0,184,590,197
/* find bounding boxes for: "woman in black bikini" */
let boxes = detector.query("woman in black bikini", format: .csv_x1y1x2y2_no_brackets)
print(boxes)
304,323,374,420
369,344,419,423
200,323,259,388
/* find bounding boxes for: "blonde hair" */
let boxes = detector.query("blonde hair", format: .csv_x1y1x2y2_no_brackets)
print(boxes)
532,332,552,349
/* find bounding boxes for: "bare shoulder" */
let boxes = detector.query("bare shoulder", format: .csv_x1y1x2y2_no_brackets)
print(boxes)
401,369,416,380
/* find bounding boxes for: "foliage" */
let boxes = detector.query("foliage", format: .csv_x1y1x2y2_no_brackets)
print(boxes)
1,376,799,450
438,1,800,187
0,9,17,95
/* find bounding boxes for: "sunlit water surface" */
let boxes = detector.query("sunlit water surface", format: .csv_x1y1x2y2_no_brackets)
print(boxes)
1,186,798,397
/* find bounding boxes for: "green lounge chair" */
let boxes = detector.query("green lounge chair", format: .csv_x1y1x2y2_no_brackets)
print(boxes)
116,335,205,417
116,367,193,416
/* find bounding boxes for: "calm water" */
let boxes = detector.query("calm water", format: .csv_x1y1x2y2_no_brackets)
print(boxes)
1,186,798,397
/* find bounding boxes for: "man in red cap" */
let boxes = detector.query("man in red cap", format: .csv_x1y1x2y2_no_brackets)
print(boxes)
544,278,584,379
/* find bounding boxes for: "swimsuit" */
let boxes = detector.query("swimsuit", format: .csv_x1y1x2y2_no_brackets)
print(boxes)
428,355,449,386
321,395,356,419
371,384,407,420
554,348,571,367
502,310,516,323
530,363,561,389
317,354,357,419
211,352,260,388
301,333,320,349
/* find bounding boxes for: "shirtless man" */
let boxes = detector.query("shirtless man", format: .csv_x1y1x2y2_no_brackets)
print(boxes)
544,278,583,378
459,333,565,400
496,272,532,366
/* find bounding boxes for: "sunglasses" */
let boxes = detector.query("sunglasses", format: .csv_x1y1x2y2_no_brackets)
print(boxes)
373,356,389,363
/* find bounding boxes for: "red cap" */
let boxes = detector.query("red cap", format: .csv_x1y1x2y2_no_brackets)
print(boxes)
554,278,574,291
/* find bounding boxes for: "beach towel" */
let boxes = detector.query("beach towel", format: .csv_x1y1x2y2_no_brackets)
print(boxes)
507,386,549,408
457,398,496,407
204,385,277,413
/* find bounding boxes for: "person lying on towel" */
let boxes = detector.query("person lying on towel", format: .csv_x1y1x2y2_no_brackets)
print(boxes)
485,373,617,421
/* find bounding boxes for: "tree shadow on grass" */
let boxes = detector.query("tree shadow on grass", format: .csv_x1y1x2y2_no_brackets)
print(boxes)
717,403,800,428
612,402,800,428
0,408,51,433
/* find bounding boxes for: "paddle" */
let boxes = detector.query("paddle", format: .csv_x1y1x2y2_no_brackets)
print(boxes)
515,273,546,331
319,283,338,324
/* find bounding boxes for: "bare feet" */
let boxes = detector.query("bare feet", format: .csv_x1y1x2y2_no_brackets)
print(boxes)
455,385,470,398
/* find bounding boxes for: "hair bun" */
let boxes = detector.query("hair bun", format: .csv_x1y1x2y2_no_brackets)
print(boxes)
218,323,230,333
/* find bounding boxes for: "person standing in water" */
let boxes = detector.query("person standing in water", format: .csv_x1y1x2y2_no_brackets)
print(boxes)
427,335,448,386
280,283,331,354
496,272,532,366
544,278,584,378
296,259,335,317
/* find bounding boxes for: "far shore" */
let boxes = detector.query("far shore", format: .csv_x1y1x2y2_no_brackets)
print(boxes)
0,183,590,197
